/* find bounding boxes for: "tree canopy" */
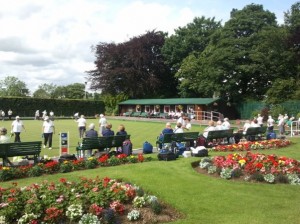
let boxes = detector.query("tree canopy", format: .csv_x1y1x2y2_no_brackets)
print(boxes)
87,30,177,98
0,76,29,97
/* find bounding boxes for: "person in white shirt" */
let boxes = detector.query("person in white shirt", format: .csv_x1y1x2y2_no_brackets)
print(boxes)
11,116,25,142
267,115,275,132
243,120,251,134
203,120,216,138
222,118,230,130
99,114,107,136
76,115,87,138
215,120,224,130
49,111,55,121
185,118,192,131
278,115,286,135
42,116,55,149
177,113,186,129
0,127,10,143
257,114,263,127
250,119,260,127
7,109,12,120
174,122,184,133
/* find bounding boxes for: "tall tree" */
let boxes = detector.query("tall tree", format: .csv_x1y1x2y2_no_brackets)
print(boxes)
264,2,300,104
0,76,29,97
64,83,85,99
33,83,57,98
87,30,176,98
177,4,283,103
162,16,221,75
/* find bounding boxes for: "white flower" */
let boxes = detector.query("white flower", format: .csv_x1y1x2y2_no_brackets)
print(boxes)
127,209,140,221
66,204,83,220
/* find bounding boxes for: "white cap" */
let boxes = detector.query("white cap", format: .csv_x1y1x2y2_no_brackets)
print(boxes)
100,114,104,117
44,116,49,121
16,116,20,119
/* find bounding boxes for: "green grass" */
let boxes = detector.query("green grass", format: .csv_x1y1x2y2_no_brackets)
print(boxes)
1,118,300,224
0,117,203,157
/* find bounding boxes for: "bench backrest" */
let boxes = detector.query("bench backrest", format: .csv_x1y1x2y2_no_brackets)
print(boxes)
172,132,199,142
0,141,42,157
246,127,266,135
206,129,234,140
80,135,131,151
160,132,199,143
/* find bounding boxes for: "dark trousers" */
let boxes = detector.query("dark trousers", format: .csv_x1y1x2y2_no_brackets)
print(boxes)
44,133,53,147
79,127,86,138
14,132,21,142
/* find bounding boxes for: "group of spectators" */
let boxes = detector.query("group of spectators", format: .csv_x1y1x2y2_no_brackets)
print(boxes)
75,113,128,139
243,113,295,136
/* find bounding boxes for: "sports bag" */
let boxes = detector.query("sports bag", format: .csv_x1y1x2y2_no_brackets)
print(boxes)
143,141,153,154
122,139,133,156
157,149,176,161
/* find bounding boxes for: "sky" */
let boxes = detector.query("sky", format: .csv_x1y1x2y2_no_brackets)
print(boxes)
0,0,297,94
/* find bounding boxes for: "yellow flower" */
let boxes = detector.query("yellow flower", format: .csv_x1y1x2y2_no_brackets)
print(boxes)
2,167,10,170
239,159,246,166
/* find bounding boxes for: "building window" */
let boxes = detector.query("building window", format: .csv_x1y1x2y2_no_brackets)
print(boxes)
175,105,183,112
145,105,150,112
187,105,194,113
164,105,170,113
136,105,141,112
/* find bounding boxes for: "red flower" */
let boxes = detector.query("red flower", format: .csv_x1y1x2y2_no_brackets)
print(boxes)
89,203,103,216
98,154,109,163
59,178,67,183
138,153,144,162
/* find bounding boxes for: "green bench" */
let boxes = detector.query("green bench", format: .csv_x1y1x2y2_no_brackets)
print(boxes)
244,126,267,141
156,132,199,150
76,135,130,157
206,129,234,143
158,113,170,119
131,112,141,117
123,111,132,117
0,141,42,166
139,112,149,118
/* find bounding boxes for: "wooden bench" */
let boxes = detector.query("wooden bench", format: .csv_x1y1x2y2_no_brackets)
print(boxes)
206,129,234,143
76,135,130,157
243,126,267,141
0,141,42,166
156,132,199,150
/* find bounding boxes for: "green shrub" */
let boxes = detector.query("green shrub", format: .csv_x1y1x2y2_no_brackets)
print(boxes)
27,165,44,177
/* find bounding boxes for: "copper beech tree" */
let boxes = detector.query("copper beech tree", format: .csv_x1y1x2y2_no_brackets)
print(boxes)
87,30,177,99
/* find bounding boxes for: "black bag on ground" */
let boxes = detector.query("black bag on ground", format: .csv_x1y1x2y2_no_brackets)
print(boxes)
193,149,209,157
157,149,176,161
122,139,133,156
58,154,77,163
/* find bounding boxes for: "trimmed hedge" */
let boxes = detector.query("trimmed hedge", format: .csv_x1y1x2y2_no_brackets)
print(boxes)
0,97,104,117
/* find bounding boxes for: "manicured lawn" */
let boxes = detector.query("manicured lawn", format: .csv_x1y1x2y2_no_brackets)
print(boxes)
0,117,203,157
1,118,300,224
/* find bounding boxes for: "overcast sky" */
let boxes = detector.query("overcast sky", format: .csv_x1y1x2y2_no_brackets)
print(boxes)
0,0,297,94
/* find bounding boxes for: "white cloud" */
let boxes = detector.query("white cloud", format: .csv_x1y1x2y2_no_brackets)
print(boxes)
0,0,295,94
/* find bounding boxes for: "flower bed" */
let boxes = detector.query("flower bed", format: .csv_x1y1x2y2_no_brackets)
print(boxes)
199,151,300,185
212,139,291,152
0,176,167,223
0,154,151,182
